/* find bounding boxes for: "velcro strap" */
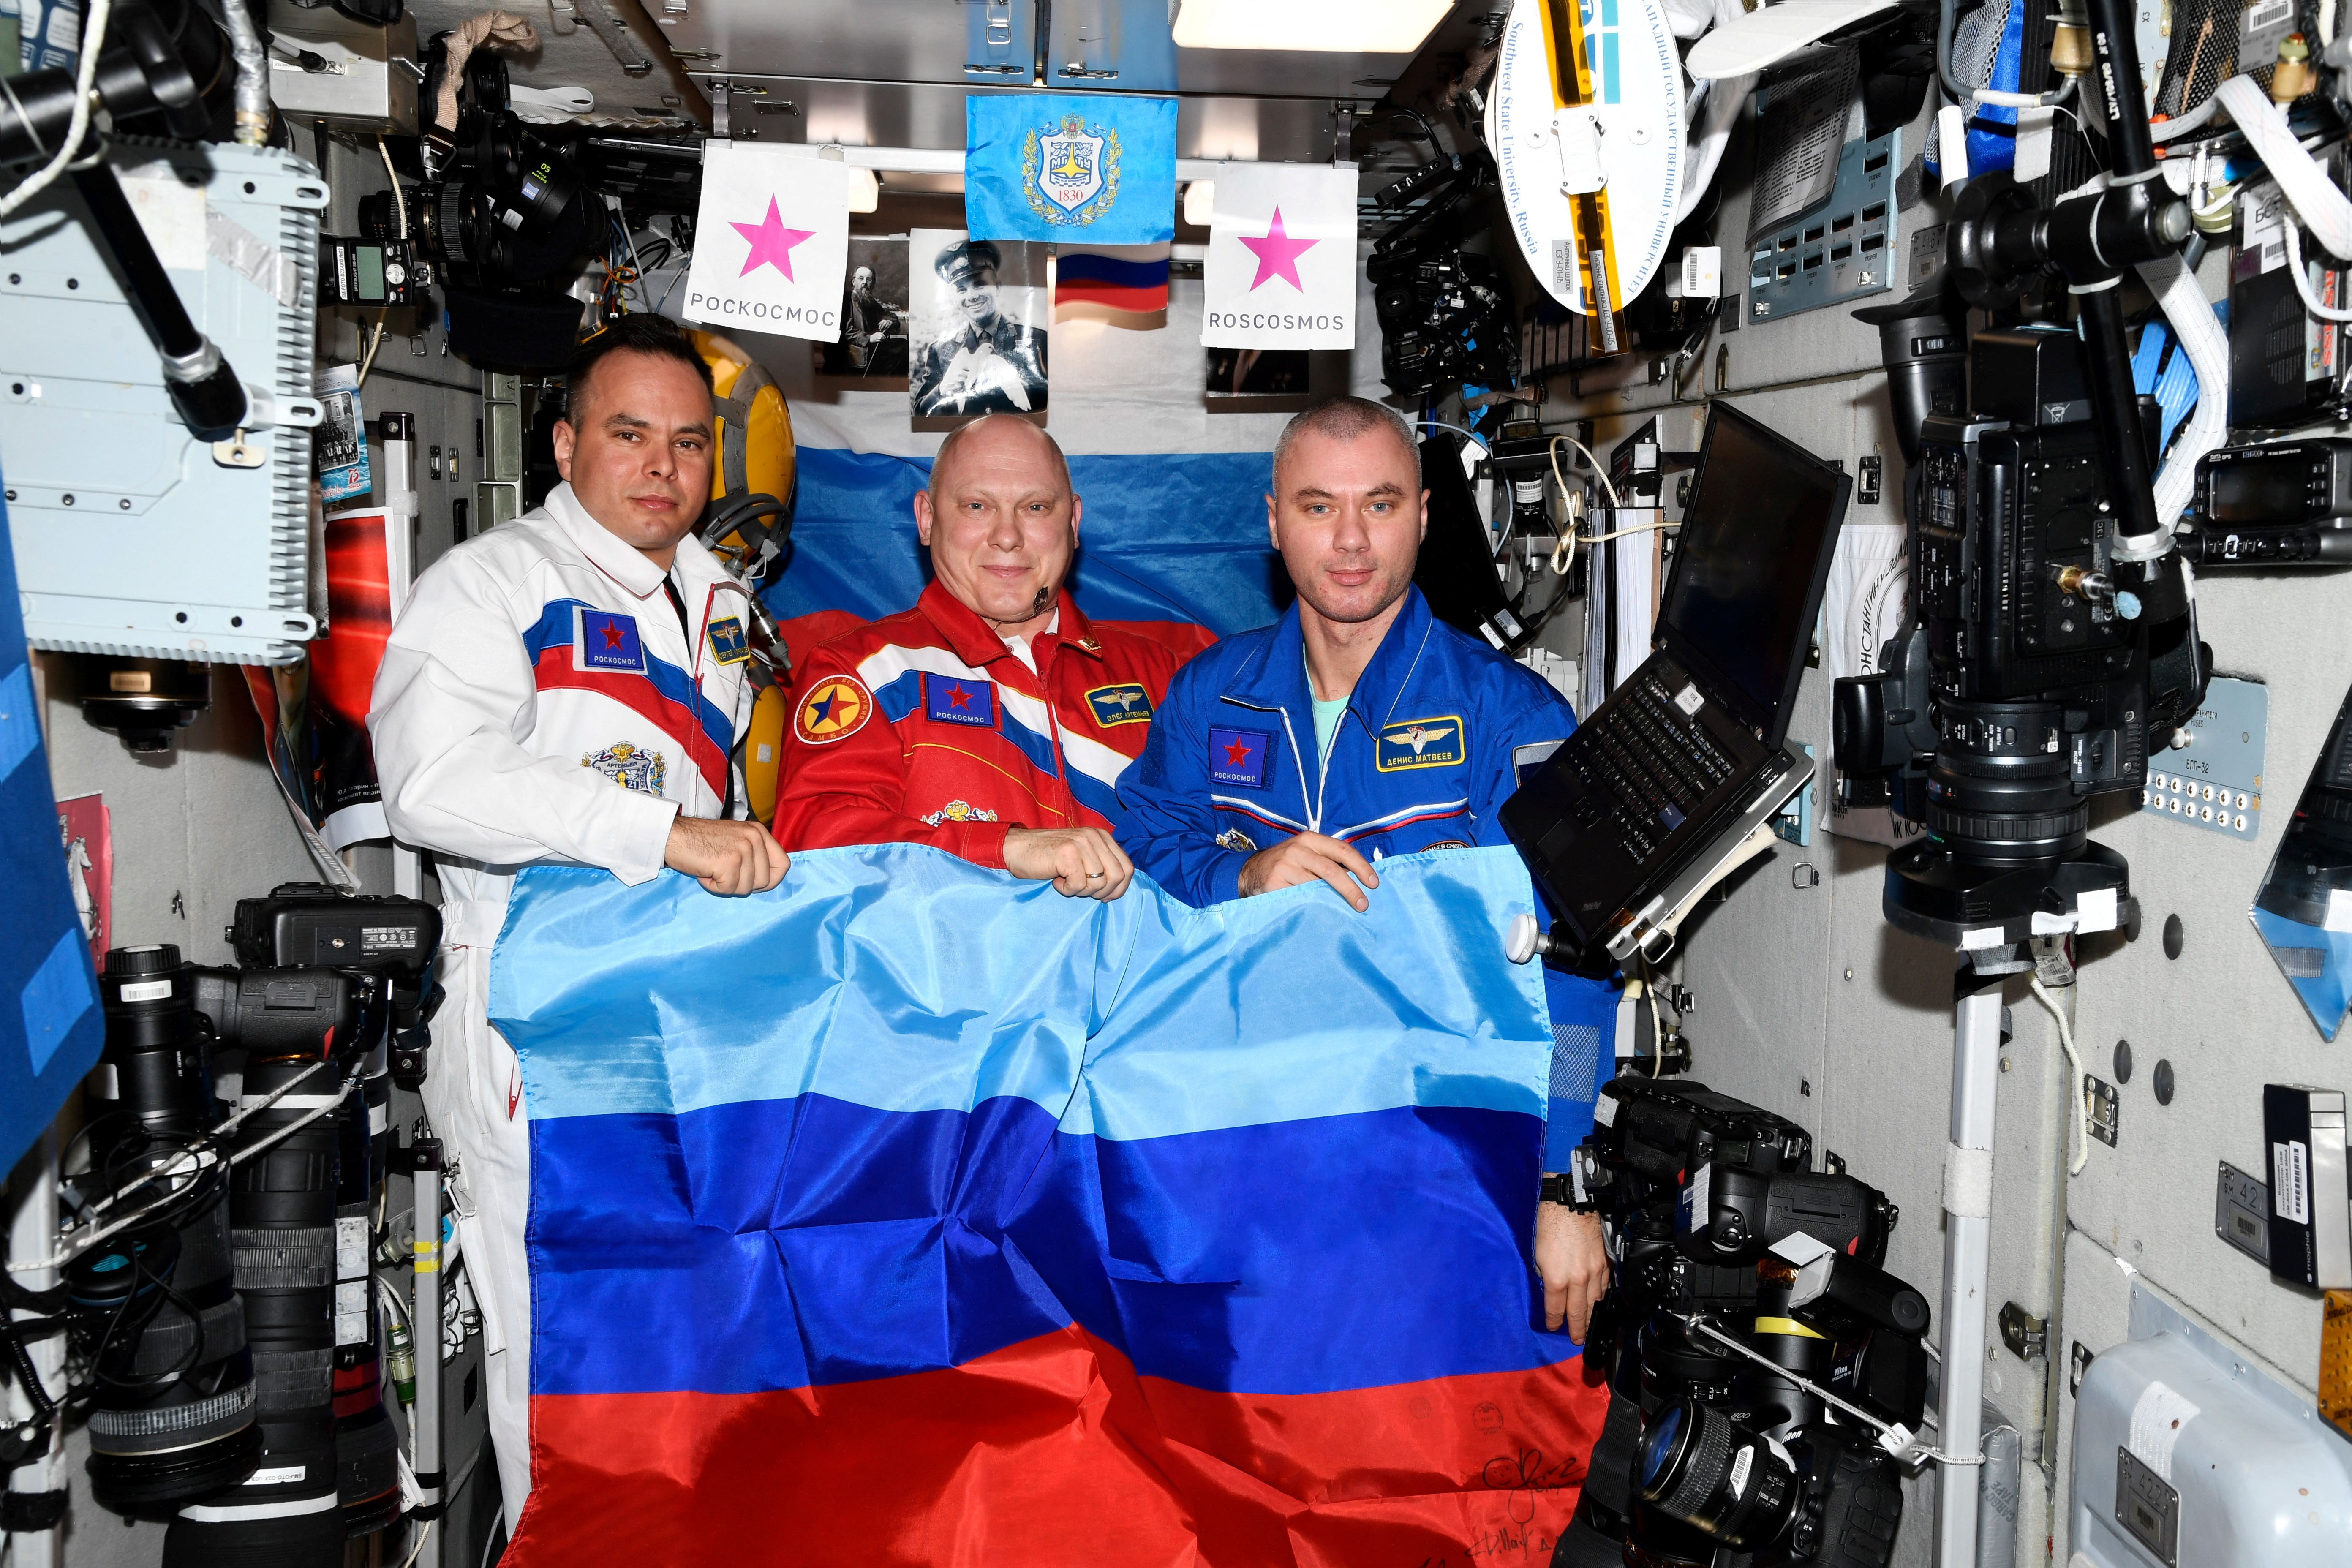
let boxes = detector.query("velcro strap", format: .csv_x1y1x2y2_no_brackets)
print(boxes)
1944,1143,1994,1219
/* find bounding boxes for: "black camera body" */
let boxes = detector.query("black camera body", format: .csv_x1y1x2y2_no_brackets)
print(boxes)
1367,153,1515,400
365,35,601,368
1833,327,2209,939
231,882,441,1090
1573,1080,1926,1568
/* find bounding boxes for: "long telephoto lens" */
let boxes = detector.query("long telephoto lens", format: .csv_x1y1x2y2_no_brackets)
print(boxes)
1633,1398,1800,1549
79,946,261,1519
333,1059,401,1538
166,1045,350,1563
1922,697,2089,868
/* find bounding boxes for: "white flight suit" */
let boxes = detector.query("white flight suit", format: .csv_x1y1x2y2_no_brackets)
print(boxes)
369,481,756,1532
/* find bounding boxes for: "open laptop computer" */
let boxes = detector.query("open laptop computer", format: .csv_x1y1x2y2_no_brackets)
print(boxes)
1501,400,1851,967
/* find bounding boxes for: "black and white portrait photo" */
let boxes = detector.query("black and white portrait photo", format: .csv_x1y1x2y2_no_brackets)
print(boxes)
818,237,911,378
908,230,1048,421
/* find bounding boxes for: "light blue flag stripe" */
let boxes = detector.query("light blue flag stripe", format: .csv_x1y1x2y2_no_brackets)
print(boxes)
490,843,1551,1140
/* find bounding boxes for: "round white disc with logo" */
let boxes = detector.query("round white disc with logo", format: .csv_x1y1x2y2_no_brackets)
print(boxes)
1487,0,1686,319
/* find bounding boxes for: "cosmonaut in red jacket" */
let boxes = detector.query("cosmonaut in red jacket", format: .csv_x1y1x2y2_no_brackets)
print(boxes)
770,415,1211,896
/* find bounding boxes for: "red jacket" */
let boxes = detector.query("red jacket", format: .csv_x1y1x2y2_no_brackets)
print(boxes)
772,583,1212,868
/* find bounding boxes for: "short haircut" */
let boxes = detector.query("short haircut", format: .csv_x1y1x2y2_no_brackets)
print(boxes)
562,314,713,422
1271,396,1422,495
929,413,1073,499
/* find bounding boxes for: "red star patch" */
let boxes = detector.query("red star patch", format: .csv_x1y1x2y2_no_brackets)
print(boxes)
1222,737,1255,770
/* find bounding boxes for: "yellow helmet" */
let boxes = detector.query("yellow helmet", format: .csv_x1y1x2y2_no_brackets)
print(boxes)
686,327,795,506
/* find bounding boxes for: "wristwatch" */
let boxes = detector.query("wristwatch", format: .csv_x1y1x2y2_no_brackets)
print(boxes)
1540,1151,1601,1211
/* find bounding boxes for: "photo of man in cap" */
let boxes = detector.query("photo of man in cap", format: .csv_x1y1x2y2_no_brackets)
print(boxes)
911,236,1049,417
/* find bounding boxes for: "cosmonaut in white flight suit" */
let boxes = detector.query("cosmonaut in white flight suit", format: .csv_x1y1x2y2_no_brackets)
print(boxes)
368,315,790,1531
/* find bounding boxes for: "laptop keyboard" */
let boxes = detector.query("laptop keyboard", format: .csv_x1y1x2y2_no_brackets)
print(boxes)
1568,675,1738,863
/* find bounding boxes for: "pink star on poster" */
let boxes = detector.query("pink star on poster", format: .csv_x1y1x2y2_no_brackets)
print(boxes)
1237,207,1320,292
730,196,815,280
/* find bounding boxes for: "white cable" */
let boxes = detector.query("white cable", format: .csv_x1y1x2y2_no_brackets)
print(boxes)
1548,435,1620,508
2216,75,2352,256
378,134,408,238
0,0,113,220
398,1520,435,1568
2284,217,2352,320
357,313,391,386
2137,250,2232,528
2028,975,2089,1176
2148,91,2223,142
1972,74,2077,111
1414,417,1490,454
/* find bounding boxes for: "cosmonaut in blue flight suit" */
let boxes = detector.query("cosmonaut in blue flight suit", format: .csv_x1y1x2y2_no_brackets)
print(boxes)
1116,396,1616,1342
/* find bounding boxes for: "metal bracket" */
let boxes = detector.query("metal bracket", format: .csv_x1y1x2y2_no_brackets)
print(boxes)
571,0,653,76
2215,1160,2272,1265
1999,1301,2048,1362
1333,102,1359,167
2085,1073,2120,1146
210,430,267,468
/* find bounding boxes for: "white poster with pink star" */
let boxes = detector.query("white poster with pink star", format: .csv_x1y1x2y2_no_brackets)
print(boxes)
1200,163,1358,351
681,142,851,342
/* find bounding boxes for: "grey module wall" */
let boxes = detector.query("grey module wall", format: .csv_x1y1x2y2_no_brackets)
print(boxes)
1544,95,2350,1568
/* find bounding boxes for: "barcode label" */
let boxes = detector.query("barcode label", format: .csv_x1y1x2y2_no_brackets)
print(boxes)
2274,1139,2312,1225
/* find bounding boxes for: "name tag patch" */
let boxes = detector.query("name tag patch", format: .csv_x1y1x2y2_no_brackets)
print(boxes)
1209,726,1272,789
1376,714,1466,772
706,616,750,665
1086,683,1154,727
924,673,997,727
578,610,645,672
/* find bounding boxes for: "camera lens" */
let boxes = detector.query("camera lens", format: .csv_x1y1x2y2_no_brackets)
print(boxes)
334,1065,401,1536
165,1051,347,1563
1633,1398,1799,1548
1922,697,2088,867
79,947,263,1520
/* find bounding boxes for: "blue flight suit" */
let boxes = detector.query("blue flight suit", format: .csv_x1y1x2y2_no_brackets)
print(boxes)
1116,585,1614,1163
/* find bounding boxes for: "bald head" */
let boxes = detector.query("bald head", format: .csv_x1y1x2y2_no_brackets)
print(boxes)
915,415,1083,635
931,413,1072,499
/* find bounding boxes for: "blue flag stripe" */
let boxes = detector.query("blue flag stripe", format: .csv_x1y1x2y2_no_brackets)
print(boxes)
527,1094,1565,1399
490,848,1550,1135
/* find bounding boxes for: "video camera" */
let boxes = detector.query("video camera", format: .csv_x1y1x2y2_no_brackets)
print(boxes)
1,885,436,1563
1832,305,2213,939
1367,150,1517,402
357,33,603,367
1571,1078,1927,1568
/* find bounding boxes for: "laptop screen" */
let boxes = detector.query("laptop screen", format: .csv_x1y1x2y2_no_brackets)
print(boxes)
1657,403,1848,731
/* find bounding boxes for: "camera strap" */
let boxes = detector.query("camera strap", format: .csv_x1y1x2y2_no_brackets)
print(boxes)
1670,1309,1987,1469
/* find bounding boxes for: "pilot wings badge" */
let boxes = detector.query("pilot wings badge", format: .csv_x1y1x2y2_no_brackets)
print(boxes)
1024,115,1122,226
1376,715,1467,772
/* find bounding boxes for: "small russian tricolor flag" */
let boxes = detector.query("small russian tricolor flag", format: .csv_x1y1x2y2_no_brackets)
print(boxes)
1054,242,1170,330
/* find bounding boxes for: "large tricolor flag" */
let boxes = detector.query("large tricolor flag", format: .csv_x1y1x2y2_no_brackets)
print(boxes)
491,844,1608,1563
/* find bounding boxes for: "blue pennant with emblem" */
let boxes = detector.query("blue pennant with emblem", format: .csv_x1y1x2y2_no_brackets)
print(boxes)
965,93,1176,245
